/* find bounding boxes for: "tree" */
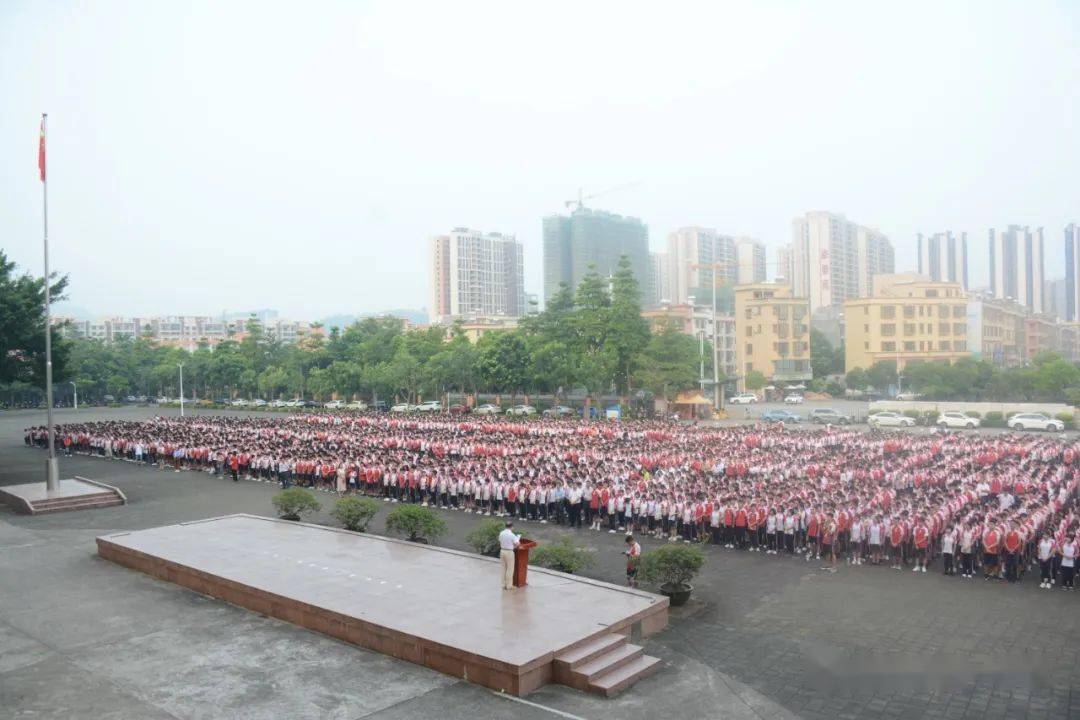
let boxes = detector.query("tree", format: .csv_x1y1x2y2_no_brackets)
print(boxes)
635,321,701,399
0,251,70,388
477,331,529,397
845,367,869,391
744,370,766,391
607,256,651,395
810,329,842,379
866,360,897,393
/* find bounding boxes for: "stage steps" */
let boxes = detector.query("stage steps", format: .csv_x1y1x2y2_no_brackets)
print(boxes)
29,492,123,515
30,490,124,514
554,633,662,697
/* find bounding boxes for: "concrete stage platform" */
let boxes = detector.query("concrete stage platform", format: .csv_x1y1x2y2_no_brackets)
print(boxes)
0,476,126,514
96,514,668,696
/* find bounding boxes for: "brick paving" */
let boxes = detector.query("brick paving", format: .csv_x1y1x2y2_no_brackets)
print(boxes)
3,406,1080,719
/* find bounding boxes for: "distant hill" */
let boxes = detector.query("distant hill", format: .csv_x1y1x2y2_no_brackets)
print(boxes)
319,309,428,330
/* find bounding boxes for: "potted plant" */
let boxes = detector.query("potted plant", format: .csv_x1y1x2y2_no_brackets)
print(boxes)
466,519,506,557
271,487,321,521
330,496,380,532
528,537,595,574
640,544,705,606
384,504,447,544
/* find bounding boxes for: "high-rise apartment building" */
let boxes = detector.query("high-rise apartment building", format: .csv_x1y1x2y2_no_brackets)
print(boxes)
734,238,767,284
429,235,452,322
542,207,650,303
666,227,737,306
775,244,793,284
1046,277,1069,320
917,231,969,289
649,252,671,306
856,226,895,298
844,274,970,372
791,211,894,312
1065,224,1080,321
988,225,1045,313
430,228,525,323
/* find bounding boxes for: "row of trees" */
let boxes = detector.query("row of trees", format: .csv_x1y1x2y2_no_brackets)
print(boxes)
846,353,1080,405
32,257,711,405
4,247,1078,407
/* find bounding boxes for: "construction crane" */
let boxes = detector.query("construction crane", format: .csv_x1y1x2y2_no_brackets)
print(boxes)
564,181,641,210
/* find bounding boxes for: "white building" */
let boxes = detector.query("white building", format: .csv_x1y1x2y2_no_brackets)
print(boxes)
430,228,526,323
775,244,793,284
666,227,738,306
734,238,767,284
791,211,894,312
1065,223,1080,321
917,231,969,289
989,225,1045,314
649,252,670,306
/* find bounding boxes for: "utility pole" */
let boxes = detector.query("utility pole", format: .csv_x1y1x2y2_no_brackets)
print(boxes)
70,381,77,410
178,363,185,417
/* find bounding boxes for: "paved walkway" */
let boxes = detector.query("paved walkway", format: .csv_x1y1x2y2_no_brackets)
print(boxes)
3,407,1079,719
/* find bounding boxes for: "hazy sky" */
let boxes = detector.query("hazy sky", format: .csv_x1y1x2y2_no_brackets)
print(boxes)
2,1,1078,320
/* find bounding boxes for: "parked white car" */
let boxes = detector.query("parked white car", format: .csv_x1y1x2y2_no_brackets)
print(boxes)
390,403,411,413
231,399,249,407
869,411,916,428
271,399,291,408
506,404,537,416
937,411,980,429
250,399,268,407
783,394,804,405
415,400,442,413
1007,413,1065,432
346,400,368,410
324,400,345,410
474,403,501,415
729,393,757,405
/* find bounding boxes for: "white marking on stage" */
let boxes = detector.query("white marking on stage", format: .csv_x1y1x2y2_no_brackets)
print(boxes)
489,691,590,720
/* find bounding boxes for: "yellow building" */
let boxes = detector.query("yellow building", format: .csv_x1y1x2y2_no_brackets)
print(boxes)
966,295,1026,367
1025,314,1061,360
734,283,811,387
844,273,970,371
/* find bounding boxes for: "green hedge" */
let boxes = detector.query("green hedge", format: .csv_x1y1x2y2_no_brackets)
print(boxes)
982,411,1006,428
1055,412,1076,430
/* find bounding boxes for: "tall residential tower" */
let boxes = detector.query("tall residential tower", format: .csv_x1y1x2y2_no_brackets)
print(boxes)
429,228,526,323
917,231,969,289
790,211,895,312
542,207,650,303
989,225,1045,314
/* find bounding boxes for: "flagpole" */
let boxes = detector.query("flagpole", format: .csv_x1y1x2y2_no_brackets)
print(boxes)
42,112,59,491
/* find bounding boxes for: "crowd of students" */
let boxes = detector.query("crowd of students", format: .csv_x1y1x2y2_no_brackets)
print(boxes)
26,412,1080,588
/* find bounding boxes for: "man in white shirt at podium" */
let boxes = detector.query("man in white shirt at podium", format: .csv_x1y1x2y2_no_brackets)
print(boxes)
499,522,521,590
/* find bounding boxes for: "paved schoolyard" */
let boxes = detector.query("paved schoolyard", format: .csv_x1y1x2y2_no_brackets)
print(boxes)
2,407,1078,720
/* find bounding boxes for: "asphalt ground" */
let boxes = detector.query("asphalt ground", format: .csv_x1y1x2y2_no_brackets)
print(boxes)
2,406,1079,720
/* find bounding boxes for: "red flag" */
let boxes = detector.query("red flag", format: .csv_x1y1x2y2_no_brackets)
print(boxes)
38,118,46,182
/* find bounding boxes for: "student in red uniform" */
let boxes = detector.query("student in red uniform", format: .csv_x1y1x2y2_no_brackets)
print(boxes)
1003,525,1023,583
912,520,930,573
982,524,1001,581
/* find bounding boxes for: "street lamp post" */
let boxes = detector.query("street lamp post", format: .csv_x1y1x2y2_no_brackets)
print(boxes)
70,381,77,410
178,363,185,417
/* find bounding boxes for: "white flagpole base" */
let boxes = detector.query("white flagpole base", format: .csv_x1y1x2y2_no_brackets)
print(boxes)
45,457,59,491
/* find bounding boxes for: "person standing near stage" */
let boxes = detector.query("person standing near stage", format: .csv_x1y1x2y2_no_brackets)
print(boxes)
498,521,521,590
624,534,642,588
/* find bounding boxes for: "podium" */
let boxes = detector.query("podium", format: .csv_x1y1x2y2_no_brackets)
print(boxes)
513,540,538,587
